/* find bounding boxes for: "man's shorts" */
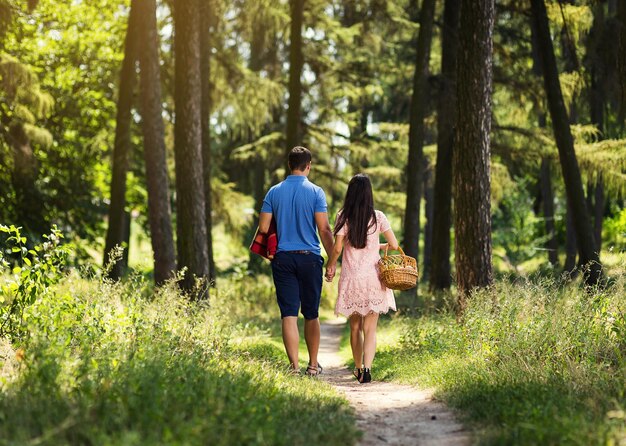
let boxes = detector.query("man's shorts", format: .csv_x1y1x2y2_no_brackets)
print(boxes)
271,251,324,320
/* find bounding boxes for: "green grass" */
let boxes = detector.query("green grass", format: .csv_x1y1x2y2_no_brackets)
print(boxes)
372,271,626,445
0,273,358,445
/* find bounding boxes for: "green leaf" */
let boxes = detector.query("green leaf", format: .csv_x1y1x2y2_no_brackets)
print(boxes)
23,258,32,266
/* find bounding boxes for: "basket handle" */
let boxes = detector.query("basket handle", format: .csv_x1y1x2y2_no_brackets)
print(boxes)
383,245,405,257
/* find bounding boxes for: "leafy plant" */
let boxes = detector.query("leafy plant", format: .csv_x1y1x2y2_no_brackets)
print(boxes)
0,224,68,339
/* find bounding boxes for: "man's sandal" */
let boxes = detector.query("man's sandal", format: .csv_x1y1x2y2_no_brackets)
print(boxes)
305,363,323,377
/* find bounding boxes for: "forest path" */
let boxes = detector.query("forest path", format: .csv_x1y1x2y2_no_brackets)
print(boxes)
318,320,471,446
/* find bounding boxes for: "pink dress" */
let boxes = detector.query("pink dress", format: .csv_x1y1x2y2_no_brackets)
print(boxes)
334,210,397,317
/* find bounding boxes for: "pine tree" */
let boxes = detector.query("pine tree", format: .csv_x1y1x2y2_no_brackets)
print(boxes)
453,0,494,306
173,0,209,296
137,0,176,285
103,0,138,280
530,0,602,288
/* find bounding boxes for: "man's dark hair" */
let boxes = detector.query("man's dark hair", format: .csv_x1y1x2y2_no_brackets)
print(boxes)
288,146,312,171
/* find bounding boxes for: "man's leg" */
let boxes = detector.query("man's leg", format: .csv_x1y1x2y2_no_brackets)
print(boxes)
298,253,324,371
271,252,300,370
304,317,320,367
282,316,300,369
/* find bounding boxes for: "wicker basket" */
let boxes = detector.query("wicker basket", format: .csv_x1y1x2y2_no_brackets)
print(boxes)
378,246,419,291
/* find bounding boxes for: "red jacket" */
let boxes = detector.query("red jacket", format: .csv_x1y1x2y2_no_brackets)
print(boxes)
249,218,277,260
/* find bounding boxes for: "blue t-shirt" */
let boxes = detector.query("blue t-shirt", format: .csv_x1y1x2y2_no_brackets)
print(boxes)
260,175,327,255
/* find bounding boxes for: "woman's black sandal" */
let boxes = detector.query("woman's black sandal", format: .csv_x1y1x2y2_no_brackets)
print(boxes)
360,368,371,383
353,368,363,381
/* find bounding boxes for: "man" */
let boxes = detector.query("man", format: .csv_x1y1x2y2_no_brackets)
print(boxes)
257,146,334,375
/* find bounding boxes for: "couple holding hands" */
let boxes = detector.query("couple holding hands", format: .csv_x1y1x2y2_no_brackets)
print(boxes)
256,146,399,383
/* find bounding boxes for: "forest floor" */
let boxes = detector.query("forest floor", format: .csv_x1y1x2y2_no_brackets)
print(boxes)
318,320,471,446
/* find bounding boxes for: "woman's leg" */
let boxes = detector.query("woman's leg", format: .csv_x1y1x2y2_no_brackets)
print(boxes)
349,314,364,368
362,313,379,369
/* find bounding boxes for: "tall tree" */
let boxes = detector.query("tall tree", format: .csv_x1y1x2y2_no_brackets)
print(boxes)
422,159,434,282
530,14,558,267
530,0,602,287
285,0,304,156
586,3,607,254
136,0,176,285
430,0,460,291
199,0,216,285
103,1,139,280
618,0,626,123
453,0,494,304
173,0,209,296
403,0,436,296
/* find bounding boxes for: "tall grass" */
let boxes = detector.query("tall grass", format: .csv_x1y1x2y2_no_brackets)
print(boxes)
374,273,626,445
0,273,357,445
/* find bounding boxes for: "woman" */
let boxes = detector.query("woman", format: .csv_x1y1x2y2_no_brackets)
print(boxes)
325,174,399,383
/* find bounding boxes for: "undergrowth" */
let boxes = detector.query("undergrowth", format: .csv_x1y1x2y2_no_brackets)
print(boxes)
374,272,626,445
0,272,357,445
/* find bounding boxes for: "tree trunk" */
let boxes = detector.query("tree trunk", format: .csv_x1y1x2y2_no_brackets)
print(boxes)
453,0,494,306
564,203,577,273
9,123,43,235
199,0,216,286
430,0,460,291
422,159,434,282
173,0,209,296
618,0,626,123
540,158,559,266
531,11,559,268
587,4,606,255
285,0,304,157
136,0,176,285
594,178,604,252
103,1,139,280
402,0,436,303
531,0,602,287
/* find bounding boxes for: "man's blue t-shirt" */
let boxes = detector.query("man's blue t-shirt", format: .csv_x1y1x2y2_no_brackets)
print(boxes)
260,175,327,255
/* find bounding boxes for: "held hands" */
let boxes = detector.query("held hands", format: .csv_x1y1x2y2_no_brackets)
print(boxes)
325,263,336,282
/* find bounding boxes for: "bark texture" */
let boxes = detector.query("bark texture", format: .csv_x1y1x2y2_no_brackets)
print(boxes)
136,0,176,285
285,0,304,157
540,158,559,266
199,0,216,285
403,0,436,271
422,160,434,281
531,13,558,267
453,0,494,302
173,0,209,296
103,1,139,280
531,0,602,287
430,0,460,291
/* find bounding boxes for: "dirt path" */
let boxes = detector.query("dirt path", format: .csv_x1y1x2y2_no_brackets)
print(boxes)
318,320,471,446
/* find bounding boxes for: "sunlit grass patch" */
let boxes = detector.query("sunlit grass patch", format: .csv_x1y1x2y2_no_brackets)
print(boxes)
0,274,358,445
374,275,626,445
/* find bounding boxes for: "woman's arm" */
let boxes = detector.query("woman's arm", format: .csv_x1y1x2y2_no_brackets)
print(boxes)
325,235,344,281
382,229,399,251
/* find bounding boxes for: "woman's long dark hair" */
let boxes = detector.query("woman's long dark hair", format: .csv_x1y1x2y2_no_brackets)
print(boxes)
334,174,376,249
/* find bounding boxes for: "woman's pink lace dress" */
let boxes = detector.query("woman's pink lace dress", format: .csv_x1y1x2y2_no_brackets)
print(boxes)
334,210,396,317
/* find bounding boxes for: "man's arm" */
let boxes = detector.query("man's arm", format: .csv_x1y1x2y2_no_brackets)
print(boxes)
258,212,273,234
314,212,334,257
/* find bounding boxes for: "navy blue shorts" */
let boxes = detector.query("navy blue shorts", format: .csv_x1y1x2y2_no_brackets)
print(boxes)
271,251,324,320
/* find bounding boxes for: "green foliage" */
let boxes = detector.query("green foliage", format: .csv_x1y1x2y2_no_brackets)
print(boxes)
603,206,626,252
0,272,357,445
374,276,626,444
492,178,548,268
0,224,68,339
